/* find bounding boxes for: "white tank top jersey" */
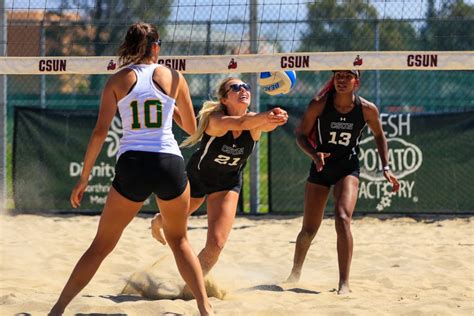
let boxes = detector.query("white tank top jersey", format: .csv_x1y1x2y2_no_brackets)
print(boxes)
116,64,182,159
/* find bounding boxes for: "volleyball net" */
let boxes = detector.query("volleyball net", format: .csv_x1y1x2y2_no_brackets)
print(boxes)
2,0,474,214
0,51,472,74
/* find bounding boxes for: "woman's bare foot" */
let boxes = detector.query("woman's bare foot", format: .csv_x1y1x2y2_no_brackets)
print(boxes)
151,214,166,245
48,303,64,316
337,282,351,295
181,283,214,315
285,270,301,283
199,303,214,316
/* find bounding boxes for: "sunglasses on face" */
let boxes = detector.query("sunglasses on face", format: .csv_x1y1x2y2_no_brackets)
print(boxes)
225,83,251,95
152,39,162,46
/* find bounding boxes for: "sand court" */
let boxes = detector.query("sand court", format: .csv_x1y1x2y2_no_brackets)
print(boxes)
0,213,473,315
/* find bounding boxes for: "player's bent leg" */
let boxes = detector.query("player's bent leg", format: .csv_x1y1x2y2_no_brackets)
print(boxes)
156,184,213,316
49,187,144,315
198,190,239,275
333,175,359,295
189,196,206,215
151,196,205,245
287,182,330,283
151,213,167,245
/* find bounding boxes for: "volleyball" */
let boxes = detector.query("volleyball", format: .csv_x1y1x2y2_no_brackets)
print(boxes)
258,70,296,96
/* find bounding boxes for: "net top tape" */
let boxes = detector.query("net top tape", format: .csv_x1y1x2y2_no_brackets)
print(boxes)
0,51,472,75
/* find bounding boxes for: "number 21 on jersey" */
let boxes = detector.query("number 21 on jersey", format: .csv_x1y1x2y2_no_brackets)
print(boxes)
214,155,241,166
130,99,163,129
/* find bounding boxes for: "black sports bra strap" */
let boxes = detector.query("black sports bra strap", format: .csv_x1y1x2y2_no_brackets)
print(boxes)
152,65,169,96
153,79,168,96
126,70,138,95
126,82,137,95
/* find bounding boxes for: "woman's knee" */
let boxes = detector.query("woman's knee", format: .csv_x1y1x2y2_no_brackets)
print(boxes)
300,226,318,240
334,207,352,230
206,235,227,253
166,235,188,251
88,239,117,258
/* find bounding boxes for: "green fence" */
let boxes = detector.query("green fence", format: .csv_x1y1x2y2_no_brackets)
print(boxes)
269,108,474,214
12,107,231,214
9,71,474,214
14,108,119,213
13,107,474,214
5,0,474,213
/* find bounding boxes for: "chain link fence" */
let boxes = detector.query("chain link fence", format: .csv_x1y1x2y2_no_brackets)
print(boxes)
4,0,474,213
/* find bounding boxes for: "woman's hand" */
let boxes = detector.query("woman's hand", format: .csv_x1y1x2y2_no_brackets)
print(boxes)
383,170,400,192
70,178,89,208
267,107,288,125
312,152,331,172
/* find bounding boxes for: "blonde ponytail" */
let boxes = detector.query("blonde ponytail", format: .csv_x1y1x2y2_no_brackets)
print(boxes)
180,76,239,148
180,101,224,147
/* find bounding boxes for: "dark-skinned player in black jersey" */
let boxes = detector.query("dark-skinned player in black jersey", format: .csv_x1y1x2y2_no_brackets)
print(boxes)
152,77,288,277
286,70,399,295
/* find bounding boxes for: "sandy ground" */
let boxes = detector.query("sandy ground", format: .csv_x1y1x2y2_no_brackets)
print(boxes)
1,213,473,315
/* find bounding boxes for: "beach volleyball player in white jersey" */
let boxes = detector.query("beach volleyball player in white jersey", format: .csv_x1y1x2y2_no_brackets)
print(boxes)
49,23,213,316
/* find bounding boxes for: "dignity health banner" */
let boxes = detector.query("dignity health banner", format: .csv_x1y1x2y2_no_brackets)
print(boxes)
13,108,154,213
270,110,474,214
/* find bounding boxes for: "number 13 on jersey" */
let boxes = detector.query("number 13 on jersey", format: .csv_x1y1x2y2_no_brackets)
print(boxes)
328,131,351,146
130,99,163,129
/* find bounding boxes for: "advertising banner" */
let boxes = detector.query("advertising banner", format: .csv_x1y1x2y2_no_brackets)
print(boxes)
270,110,474,214
14,108,474,214
13,108,156,213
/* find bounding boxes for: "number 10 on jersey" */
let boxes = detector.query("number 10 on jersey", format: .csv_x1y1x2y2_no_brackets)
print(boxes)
130,99,163,129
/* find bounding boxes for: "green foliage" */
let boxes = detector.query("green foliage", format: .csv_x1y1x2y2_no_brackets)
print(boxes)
420,0,474,50
300,0,473,52
47,0,172,56
302,0,376,51
378,20,418,50
41,1,173,98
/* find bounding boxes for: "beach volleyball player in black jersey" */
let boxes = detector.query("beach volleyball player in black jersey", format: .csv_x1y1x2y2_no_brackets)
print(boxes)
152,77,288,276
286,70,400,294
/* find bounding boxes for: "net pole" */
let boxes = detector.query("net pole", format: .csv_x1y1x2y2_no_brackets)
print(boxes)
0,0,6,212
249,0,260,214
375,19,381,106
40,20,46,109
205,21,211,97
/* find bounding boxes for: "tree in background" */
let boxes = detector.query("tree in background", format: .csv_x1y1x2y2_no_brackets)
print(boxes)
43,0,172,98
91,0,172,56
420,0,474,50
50,0,172,56
296,0,418,108
299,0,417,52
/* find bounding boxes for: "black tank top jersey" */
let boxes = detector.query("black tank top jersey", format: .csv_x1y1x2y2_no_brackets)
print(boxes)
315,91,367,162
187,130,256,181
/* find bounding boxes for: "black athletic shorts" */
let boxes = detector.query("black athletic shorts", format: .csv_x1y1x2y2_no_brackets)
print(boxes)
186,164,242,198
307,157,360,187
112,151,188,202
